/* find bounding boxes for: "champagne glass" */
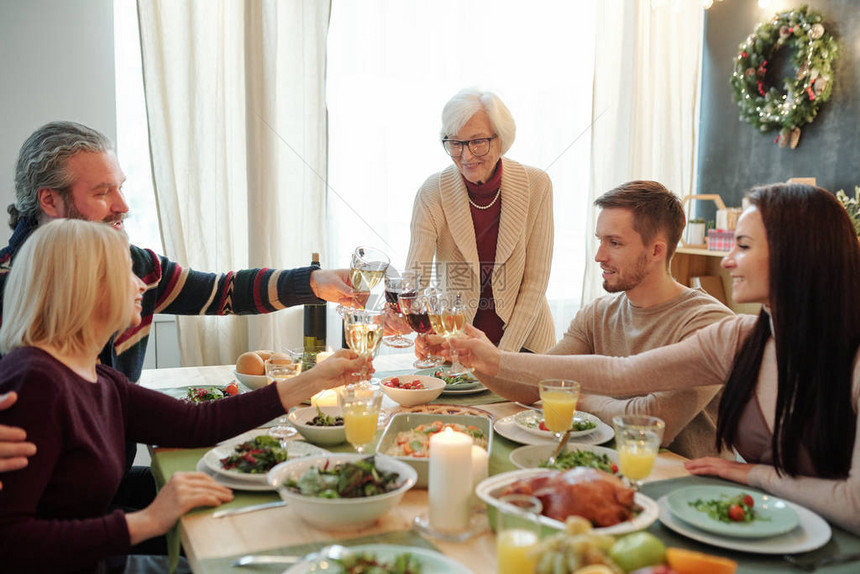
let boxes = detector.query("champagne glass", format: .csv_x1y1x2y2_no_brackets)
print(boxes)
431,290,471,377
495,494,542,574
612,415,665,491
266,349,304,441
382,273,414,348
338,384,383,454
342,308,384,382
539,379,581,465
335,246,390,317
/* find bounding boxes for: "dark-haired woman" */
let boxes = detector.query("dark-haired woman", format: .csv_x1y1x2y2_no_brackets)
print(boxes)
451,183,860,534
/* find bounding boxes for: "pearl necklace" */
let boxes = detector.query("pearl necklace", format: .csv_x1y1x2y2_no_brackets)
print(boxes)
468,188,501,210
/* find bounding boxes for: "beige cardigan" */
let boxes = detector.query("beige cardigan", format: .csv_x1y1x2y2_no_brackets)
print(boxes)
405,158,555,353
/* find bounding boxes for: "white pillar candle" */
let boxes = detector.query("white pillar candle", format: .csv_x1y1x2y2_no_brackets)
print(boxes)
428,428,473,532
310,385,343,407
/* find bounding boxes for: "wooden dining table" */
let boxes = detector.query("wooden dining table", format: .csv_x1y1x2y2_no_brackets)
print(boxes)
141,354,859,573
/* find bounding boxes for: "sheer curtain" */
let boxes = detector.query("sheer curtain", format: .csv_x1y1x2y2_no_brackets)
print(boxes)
137,0,329,365
327,0,596,341
583,0,704,304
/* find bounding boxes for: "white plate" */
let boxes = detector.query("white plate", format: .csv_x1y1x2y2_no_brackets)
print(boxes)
203,429,329,484
195,457,274,491
415,368,487,395
509,443,619,472
284,544,472,573
476,468,659,536
494,413,614,446
657,495,831,554
441,383,488,395
513,409,601,439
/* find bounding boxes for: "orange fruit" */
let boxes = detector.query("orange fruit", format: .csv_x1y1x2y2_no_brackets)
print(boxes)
236,351,265,375
665,547,737,574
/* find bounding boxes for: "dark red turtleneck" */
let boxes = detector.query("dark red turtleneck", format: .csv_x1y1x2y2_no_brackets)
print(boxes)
463,160,504,345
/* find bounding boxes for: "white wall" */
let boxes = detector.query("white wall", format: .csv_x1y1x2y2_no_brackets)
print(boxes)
0,0,116,241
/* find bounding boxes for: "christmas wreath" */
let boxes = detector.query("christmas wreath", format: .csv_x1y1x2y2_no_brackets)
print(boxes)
731,5,838,149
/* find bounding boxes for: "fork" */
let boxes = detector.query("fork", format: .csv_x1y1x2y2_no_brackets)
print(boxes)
784,551,860,571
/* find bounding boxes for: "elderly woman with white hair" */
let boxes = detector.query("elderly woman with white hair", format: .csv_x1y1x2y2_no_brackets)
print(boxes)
405,88,555,353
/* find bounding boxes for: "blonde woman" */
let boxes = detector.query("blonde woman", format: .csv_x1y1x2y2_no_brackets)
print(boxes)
0,220,368,573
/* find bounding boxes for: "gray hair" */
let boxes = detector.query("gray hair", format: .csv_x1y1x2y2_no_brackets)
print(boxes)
440,88,516,155
10,121,114,229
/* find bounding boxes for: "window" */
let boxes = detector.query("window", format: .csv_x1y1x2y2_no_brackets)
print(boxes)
114,0,162,253
327,0,596,337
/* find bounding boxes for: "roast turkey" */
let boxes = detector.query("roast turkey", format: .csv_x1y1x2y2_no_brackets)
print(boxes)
500,467,636,527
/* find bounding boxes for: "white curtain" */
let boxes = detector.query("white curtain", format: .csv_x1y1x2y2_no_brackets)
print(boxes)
137,0,329,365
583,0,704,304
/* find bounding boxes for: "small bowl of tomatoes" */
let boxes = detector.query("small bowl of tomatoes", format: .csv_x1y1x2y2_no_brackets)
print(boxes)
379,375,445,407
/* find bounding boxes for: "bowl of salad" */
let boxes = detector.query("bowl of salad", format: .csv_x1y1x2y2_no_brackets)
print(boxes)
379,375,445,407
288,406,346,446
268,453,417,530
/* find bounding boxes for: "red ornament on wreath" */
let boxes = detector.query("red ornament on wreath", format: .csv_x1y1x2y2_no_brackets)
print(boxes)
730,5,838,149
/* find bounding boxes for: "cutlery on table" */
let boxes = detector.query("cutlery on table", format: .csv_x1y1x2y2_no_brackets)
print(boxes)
546,428,572,466
784,552,860,571
212,500,286,519
514,402,541,411
232,545,348,568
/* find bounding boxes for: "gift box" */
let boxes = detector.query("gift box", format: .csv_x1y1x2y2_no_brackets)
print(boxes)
707,229,734,251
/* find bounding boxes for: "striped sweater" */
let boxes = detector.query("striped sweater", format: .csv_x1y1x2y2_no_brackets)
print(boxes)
0,217,320,382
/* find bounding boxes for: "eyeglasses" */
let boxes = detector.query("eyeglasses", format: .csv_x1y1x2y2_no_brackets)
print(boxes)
441,135,497,157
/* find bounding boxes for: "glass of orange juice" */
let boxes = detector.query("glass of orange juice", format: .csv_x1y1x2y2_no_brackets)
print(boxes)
538,379,581,462
338,384,382,454
495,494,542,574
612,415,665,491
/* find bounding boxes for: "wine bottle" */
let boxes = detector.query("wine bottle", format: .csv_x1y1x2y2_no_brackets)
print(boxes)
304,252,327,354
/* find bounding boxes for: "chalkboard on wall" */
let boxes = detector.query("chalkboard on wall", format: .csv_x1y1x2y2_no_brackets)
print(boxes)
697,0,859,209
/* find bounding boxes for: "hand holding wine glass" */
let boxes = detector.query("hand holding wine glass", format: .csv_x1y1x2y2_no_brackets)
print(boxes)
431,290,471,377
612,415,665,491
399,289,444,369
342,308,384,383
382,273,414,348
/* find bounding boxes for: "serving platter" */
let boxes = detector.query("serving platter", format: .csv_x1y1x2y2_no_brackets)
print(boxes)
475,468,659,536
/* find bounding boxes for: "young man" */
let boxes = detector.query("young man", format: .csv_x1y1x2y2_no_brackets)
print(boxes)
472,181,734,458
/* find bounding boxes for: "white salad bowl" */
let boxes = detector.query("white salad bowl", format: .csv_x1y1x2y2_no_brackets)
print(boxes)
379,375,445,407
267,453,417,530
288,406,346,446
233,370,269,390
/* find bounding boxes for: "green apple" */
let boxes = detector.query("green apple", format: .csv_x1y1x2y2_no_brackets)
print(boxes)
608,532,666,572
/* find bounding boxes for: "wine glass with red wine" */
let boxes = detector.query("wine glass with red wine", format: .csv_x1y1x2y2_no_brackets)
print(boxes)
382,272,415,348
398,274,443,369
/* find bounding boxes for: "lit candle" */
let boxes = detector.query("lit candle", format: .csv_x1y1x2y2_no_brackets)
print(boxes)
471,445,489,508
428,428,473,532
310,386,343,407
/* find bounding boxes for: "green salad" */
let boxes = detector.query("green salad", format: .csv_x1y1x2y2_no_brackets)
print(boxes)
540,449,618,474
283,456,402,499
433,370,474,386
688,492,767,523
335,552,422,574
219,435,287,474
307,406,343,427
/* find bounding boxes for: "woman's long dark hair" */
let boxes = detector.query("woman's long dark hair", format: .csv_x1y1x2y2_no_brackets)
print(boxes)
717,183,860,478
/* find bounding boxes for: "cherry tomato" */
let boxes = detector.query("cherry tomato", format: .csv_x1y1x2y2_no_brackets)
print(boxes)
224,381,239,396
539,421,549,431
742,494,754,508
611,463,619,474
728,504,746,521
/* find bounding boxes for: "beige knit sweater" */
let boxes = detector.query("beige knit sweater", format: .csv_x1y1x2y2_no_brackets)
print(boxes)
405,158,555,353
498,314,860,535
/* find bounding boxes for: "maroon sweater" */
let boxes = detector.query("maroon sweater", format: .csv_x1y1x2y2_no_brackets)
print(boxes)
0,347,284,574
465,160,505,345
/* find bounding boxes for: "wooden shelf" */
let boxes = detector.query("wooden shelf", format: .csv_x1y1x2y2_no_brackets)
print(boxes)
671,247,760,315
